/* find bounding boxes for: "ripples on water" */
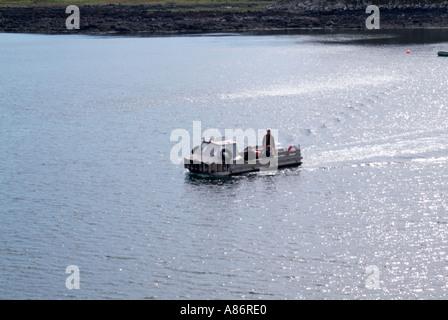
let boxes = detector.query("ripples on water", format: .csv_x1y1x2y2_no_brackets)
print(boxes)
1,30,447,299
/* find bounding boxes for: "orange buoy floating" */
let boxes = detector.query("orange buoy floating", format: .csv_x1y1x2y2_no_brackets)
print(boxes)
406,50,411,54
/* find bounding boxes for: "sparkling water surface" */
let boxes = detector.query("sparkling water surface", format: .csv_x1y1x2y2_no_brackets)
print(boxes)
1,30,448,299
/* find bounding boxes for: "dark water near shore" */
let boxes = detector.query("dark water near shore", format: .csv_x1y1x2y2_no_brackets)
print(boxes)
1,30,448,299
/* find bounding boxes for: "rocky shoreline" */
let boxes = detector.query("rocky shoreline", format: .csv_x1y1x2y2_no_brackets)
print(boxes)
0,3,447,35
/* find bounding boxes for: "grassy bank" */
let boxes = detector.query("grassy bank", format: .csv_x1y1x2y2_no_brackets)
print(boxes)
0,0,271,6
2,0,447,13
2,0,447,6
0,0,153,5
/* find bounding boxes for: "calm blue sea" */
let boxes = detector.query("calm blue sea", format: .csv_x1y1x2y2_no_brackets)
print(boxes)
1,30,448,299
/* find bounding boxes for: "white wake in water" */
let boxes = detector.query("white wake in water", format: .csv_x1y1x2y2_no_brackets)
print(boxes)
305,132,448,169
219,75,399,100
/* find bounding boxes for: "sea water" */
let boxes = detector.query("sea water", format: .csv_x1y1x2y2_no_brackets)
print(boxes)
1,30,448,299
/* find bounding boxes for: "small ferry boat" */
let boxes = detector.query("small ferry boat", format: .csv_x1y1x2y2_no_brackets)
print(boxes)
184,138,302,176
437,51,448,57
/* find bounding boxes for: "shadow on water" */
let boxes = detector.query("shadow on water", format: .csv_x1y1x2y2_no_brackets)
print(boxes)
184,166,302,186
184,172,254,186
311,29,448,45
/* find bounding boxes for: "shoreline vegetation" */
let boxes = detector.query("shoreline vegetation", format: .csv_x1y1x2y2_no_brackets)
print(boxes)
0,1,447,34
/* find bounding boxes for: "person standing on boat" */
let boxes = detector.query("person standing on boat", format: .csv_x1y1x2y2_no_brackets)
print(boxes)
262,129,275,157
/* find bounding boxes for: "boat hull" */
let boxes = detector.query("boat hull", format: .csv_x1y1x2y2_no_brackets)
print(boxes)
184,148,303,176
438,51,448,56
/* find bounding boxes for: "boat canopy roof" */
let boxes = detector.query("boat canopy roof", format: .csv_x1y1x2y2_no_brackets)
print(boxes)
203,138,236,146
